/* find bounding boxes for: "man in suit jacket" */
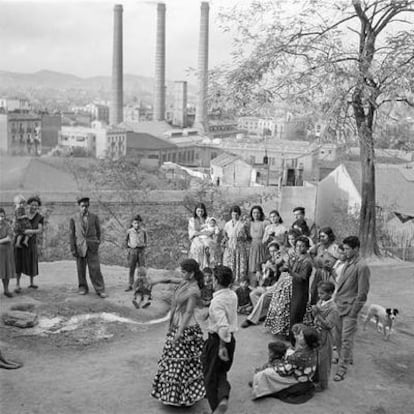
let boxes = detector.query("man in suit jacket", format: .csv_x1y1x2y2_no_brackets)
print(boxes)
333,236,370,381
69,197,106,298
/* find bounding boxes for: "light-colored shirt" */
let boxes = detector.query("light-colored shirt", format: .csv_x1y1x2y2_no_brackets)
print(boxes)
127,227,147,248
208,288,238,343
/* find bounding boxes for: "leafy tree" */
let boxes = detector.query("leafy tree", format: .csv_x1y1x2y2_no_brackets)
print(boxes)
215,0,414,256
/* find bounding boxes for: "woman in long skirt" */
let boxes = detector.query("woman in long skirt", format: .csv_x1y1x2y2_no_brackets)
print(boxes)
151,259,206,407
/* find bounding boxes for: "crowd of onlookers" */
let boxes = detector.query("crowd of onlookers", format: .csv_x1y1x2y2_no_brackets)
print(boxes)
1,195,370,413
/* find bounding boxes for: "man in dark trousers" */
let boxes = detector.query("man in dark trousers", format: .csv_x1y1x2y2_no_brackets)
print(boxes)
69,197,106,298
202,265,238,414
333,236,370,382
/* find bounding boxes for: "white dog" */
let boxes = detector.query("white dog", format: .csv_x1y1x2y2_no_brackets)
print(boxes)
363,304,399,340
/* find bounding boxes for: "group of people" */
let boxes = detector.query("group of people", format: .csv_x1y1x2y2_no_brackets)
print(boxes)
149,202,371,412
1,194,371,412
0,194,44,298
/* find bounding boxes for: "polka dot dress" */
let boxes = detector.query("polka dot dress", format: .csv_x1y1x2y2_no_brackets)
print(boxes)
151,324,206,406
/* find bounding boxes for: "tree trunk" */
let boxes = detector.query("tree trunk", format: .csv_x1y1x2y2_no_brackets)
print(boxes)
353,90,380,257
359,131,379,257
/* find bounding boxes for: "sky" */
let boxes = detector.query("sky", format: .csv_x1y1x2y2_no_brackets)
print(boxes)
0,0,240,80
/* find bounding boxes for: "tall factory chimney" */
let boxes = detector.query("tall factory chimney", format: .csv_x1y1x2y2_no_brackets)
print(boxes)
153,3,166,121
195,2,209,132
173,81,188,128
110,4,123,125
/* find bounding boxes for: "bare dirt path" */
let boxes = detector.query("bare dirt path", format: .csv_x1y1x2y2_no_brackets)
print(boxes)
1,260,413,414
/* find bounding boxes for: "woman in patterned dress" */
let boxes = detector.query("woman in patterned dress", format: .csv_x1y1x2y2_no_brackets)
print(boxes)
152,259,206,407
14,195,44,292
262,210,287,248
248,205,267,287
0,208,16,298
252,325,319,400
265,229,300,337
222,205,249,283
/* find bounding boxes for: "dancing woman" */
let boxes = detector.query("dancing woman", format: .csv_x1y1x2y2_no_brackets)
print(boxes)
152,259,206,407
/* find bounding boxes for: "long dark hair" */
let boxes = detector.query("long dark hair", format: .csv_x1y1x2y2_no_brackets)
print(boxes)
180,258,204,289
269,209,283,224
193,203,207,219
319,226,335,242
250,205,265,221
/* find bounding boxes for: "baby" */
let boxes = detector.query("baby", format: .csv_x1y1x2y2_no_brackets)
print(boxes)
199,217,220,241
132,267,152,309
13,194,31,248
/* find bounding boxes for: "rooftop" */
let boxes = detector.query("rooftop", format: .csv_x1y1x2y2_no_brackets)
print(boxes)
126,132,177,151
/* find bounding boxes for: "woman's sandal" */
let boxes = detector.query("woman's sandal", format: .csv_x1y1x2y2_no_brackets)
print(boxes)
333,370,346,382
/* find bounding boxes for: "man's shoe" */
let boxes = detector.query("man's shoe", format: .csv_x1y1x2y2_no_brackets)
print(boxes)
241,319,253,328
78,290,88,295
125,286,133,292
213,398,228,414
97,292,107,298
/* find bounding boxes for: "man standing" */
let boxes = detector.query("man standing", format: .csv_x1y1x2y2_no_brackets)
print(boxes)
69,197,106,298
202,265,238,414
333,236,370,381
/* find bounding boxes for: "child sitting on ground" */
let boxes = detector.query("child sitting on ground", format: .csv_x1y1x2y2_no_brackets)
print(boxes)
200,267,214,307
235,275,253,314
132,267,152,309
311,281,339,391
254,341,288,374
13,194,31,248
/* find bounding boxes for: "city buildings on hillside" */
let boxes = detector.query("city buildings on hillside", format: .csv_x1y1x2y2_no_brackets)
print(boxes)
0,97,31,112
0,112,41,155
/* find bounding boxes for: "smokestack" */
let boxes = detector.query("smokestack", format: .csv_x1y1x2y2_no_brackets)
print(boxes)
110,4,123,125
173,81,188,128
153,3,166,121
195,2,209,132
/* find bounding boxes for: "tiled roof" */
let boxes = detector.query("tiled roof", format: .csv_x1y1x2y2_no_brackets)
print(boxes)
211,152,241,167
343,161,414,216
126,132,177,150
119,120,172,138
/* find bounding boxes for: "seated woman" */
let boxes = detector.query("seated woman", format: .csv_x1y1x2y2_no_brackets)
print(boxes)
251,325,319,400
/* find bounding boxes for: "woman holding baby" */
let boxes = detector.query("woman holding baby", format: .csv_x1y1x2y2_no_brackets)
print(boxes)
188,203,218,269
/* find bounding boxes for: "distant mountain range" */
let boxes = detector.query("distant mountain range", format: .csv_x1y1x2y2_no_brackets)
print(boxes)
0,70,195,103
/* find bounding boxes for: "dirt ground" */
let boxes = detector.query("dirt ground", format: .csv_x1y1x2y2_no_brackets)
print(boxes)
1,259,413,414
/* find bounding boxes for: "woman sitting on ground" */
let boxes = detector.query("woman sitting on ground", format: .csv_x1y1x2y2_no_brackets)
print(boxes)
251,324,319,400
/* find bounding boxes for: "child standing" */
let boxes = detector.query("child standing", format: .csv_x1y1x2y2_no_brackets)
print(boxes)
132,267,152,309
125,215,148,292
312,281,339,391
13,194,31,248
200,267,214,307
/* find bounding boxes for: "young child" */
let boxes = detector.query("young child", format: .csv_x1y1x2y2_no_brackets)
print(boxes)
235,275,253,314
13,194,31,248
254,341,288,374
125,215,148,291
132,267,152,309
311,281,339,391
200,267,214,307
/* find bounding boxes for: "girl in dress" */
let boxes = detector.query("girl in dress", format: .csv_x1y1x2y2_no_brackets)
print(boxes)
262,210,287,247
248,205,267,287
152,259,206,407
222,205,250,283
0,208,16,297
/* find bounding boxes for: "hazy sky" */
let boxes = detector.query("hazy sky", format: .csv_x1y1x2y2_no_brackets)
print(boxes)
0,0,239,80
